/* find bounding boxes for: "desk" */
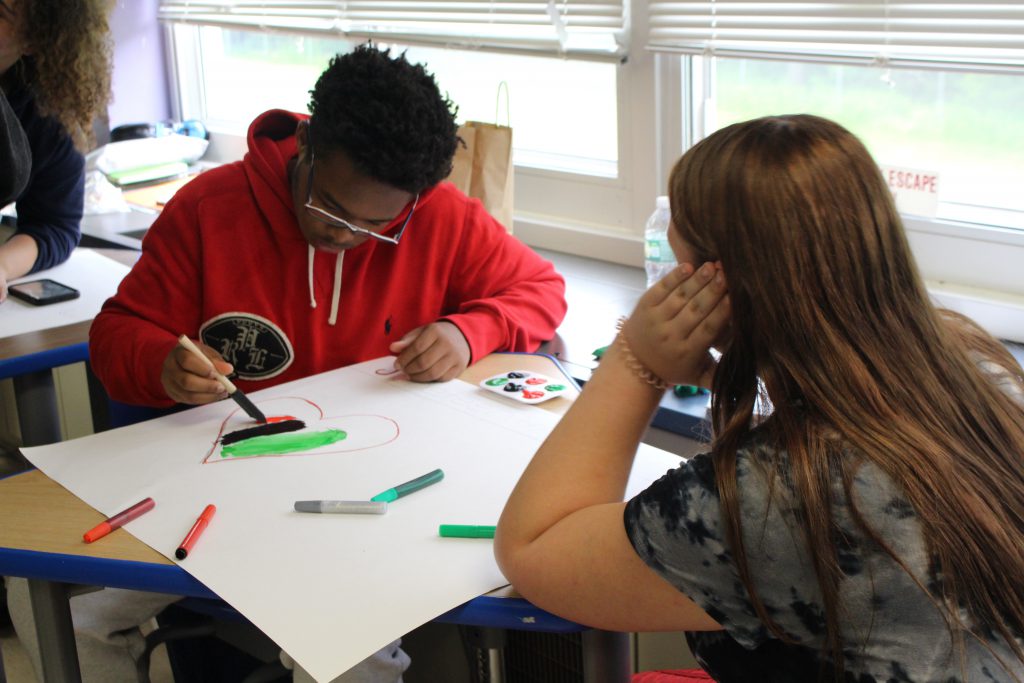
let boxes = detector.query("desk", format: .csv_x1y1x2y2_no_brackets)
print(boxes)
0,353,634,683
0,249,137,445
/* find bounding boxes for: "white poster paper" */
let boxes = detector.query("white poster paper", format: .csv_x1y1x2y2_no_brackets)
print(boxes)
23,358,684,682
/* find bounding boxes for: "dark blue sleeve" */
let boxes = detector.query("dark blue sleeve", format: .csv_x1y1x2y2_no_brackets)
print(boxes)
8,87,85,272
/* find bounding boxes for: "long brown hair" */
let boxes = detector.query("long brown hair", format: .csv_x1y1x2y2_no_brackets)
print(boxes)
669,114,1024,677
9,0,112,148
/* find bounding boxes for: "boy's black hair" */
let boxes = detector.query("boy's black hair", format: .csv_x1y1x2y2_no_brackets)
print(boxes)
308,44,459,194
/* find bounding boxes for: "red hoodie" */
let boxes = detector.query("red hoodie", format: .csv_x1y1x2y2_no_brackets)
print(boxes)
90,110,567,407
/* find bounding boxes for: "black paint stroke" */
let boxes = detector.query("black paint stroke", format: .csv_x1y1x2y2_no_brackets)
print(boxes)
220,419,307,445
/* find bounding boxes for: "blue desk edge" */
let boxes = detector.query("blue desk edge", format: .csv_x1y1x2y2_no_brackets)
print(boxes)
0,547,217,599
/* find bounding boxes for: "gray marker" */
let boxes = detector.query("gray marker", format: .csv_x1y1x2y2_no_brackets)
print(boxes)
294,500,388,515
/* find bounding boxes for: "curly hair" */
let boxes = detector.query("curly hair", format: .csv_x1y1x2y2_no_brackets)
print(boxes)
307,44,459,194
12,0,113,149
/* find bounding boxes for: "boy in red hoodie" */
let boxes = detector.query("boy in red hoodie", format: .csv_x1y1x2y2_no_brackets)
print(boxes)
90,46,566,409
9,45,566,683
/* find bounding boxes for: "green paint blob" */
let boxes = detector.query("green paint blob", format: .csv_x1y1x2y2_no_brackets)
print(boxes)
544,384,566,392
485,377,508,386
221,429,348,458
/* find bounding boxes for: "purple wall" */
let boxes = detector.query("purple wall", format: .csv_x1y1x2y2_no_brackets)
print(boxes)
107,0,171,128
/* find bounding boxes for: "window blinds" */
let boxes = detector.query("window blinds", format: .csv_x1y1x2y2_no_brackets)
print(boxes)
157,1,628,60
647,2,1024,72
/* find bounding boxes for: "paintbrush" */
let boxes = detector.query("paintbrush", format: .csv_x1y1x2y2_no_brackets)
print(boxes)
177,334,267,423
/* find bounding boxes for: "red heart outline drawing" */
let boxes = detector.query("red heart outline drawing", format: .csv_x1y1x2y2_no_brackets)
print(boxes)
202,397,400,464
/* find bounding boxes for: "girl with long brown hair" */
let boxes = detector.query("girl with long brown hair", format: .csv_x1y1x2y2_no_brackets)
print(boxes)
496,114,1024,681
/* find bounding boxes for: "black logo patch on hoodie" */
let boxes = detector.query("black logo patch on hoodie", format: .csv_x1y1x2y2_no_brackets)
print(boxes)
200,313,294,380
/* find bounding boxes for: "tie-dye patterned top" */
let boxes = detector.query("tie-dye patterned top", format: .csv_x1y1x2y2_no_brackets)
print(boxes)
624,363,1024,682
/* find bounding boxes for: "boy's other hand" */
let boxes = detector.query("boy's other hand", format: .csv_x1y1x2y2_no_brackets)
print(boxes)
161,340,233,405
390,321,471,383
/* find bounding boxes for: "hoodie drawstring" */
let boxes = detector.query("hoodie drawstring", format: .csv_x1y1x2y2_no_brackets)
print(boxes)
307,244,317,310
329,251,343,326
307,244,344,326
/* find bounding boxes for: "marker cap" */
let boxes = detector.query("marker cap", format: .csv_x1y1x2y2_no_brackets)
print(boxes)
439,525,496,539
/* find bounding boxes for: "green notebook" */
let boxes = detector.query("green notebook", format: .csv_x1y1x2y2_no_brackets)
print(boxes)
107,161,189,187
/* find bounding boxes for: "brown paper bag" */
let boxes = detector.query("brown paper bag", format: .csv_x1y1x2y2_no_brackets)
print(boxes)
447,85,514,232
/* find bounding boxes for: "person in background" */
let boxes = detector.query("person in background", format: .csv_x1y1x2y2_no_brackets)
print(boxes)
0,88,29,204
7,44,567,683
0,0,112,646
496,114,1024,682
0,0,112,301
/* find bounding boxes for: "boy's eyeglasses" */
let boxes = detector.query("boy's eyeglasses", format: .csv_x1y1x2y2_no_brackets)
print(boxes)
303,146,418,246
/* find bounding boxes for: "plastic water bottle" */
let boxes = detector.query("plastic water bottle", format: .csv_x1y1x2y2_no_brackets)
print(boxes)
644,195,675,287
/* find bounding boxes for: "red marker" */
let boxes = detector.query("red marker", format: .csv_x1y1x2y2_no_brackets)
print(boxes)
83,497,156,543
175,504,216,560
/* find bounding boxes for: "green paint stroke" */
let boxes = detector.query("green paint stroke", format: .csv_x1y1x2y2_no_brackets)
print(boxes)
221,429,348,458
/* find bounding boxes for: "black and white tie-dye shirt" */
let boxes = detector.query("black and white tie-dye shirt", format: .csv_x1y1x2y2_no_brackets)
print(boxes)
624,366,1024,682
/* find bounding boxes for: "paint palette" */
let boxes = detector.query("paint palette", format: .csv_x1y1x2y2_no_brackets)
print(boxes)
479,370,570,404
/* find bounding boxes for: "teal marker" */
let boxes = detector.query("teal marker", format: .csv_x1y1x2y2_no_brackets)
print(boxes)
439,525,496,539
370,468,444,503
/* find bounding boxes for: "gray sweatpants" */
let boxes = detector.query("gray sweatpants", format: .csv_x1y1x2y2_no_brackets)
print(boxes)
5,577,409,682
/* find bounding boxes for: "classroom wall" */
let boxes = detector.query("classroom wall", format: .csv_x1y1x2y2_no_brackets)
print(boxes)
107,0,172,129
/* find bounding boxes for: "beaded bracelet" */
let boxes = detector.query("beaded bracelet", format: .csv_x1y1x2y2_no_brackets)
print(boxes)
614,316,670,391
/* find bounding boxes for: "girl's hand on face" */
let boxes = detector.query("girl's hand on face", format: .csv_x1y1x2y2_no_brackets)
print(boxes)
622,261,730,389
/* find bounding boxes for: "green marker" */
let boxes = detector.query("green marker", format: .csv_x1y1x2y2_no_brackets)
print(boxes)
439,524,496,539
370,468,444,503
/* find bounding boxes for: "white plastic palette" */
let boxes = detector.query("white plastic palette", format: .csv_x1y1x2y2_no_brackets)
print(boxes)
479,370,570,404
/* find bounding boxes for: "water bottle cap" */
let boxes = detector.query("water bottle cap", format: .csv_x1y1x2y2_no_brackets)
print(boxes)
655,196,669,209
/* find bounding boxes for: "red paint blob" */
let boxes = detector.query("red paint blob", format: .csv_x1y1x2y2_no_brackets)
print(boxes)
267,415,298,423
525,377,546,385
522,390,544,399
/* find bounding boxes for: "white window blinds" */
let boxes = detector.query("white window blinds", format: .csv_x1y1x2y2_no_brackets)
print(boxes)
647,2,1024,72
157,1,628,60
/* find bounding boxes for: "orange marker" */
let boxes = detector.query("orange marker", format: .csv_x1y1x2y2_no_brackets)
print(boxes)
175,504,216,560
83,497,155,543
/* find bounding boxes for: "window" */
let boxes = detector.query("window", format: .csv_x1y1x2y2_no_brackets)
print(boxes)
400,45,618,177
163,0,641,267
190,27,618,177
707,59,1024,229
650,0,1024,339
198,29,346,127
162,1,1024,341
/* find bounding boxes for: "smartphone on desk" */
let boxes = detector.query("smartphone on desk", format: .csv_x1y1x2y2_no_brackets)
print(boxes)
7,279,80,306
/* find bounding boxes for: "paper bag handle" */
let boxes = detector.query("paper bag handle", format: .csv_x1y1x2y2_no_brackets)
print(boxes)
495,81,511,127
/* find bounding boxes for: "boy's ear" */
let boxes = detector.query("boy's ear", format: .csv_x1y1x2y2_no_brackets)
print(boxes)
294,120,310,158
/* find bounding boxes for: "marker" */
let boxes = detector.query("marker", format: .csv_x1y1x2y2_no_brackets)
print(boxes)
439,525,496,539
175,504,216,560
370,468,444,503
294,500,388,515
83,497,156,543
177,335,267,423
